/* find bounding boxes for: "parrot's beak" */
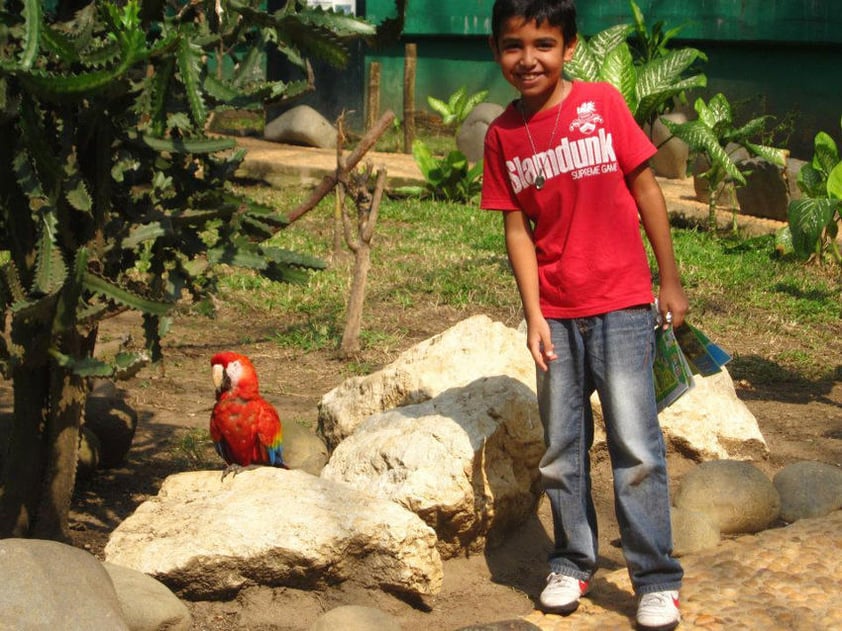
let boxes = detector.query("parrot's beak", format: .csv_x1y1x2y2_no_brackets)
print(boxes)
212,364,225,391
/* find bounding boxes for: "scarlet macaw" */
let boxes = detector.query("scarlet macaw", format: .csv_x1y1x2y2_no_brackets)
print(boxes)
210,351,286,478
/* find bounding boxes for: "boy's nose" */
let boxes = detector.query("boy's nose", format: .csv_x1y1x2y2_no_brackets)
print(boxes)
519,48,536,67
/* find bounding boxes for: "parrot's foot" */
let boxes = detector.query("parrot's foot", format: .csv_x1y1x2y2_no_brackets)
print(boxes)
220,463,258,481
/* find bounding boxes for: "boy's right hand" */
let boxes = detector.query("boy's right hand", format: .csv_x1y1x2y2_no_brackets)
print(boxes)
527,317,557,372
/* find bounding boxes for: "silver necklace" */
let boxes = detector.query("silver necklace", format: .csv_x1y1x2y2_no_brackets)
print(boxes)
518,82,566,190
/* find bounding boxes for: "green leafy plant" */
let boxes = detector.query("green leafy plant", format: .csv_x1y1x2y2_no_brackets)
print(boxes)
783,116,842,264
627,0,689,65
396,140,483,203
662,93,788,233
426,86,489,128
0,0,380,540
564,1,707,132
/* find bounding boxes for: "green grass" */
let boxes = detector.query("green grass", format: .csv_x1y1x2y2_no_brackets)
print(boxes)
217,180,840,387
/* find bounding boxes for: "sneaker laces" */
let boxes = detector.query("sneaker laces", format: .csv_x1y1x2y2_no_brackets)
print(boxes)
638,590,678,616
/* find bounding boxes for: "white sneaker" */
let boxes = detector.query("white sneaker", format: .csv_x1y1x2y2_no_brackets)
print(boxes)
538,573,590,615
636,590,680,630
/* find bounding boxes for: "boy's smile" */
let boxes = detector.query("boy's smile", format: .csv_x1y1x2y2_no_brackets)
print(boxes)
492,17,577,116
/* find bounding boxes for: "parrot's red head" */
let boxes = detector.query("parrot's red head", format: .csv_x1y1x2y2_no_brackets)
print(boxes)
211,351,260,399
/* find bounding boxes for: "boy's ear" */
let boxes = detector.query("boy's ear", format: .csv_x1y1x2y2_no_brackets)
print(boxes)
563,35,579,61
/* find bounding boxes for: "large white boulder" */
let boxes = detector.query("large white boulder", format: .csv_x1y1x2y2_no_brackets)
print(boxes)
320,315,766,463
104,468,442,600
317,315,535,450
322,375,544,558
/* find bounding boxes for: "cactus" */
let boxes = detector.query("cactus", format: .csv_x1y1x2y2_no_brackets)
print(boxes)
0,0,379,539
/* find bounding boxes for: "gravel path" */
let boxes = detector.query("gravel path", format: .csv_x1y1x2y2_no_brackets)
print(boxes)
522,510,842,630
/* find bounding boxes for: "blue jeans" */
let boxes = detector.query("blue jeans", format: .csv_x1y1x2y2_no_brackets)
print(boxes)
536,306,683,595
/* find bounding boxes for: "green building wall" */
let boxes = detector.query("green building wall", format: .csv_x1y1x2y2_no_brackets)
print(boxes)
358,0,842,159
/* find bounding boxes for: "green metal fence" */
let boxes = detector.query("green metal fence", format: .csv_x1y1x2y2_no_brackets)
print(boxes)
360,0,842,159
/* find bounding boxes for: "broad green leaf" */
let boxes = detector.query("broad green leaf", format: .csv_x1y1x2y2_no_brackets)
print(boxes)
699,93,732,130
729,116,771,143
600,43,636,112
812,131,839,175
427,96,451,120
635,74,705,126
566,40,599,82
412,140,437,180
662,118,745,185
787,198,837,259
827,162,842,199
743,142,788,167
796,163,826,198
587,24,632,62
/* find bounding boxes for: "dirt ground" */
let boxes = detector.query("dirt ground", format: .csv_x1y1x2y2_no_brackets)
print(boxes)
58,299,842,631
3,184,840,630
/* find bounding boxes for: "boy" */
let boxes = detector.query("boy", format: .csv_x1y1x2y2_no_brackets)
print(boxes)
481,1,686,630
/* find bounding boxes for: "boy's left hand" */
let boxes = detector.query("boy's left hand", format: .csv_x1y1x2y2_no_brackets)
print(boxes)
658,282,689,329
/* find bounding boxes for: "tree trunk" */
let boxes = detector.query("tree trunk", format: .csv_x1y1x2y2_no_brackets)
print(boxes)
340,246,372,357
340,168,387,357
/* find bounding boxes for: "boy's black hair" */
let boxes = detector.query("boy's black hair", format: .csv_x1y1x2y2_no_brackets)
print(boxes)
491,0,577,46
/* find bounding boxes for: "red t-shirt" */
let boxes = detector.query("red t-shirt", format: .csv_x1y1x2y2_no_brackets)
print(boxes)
481,81,657,319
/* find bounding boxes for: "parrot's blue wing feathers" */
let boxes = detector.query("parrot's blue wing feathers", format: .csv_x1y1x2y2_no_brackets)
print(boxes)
214,439,235,465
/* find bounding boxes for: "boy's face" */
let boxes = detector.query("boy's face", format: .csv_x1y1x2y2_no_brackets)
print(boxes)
491,17,577,114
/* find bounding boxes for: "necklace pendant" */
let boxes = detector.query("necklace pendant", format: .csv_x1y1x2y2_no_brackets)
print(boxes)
534,175,545,190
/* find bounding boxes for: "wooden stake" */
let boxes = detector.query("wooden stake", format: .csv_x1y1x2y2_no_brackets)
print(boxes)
403,43,417,154
366,61,381,133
